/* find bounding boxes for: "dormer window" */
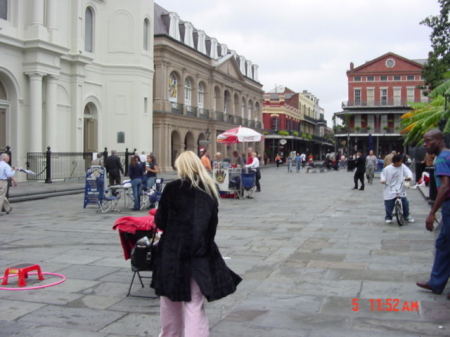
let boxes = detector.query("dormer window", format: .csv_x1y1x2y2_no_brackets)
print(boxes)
183,22,194,48
239,56,246,74
168,12,180,41
209,38,218,59
246,60,253,78
220,44,228,57
196,30,206,53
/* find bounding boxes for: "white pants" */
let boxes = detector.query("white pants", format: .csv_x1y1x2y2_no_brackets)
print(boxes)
159,278,209,337
0,180,11,213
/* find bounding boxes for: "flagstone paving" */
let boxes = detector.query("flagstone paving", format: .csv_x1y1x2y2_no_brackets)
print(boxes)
1,166,449,336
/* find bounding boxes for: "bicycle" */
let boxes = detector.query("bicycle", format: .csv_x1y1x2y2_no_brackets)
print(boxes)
385,181,409,226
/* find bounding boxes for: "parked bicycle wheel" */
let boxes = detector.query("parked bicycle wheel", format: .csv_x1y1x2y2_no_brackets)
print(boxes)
395,200,404,226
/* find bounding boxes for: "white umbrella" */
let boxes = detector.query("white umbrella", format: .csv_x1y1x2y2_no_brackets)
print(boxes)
216,126,264,144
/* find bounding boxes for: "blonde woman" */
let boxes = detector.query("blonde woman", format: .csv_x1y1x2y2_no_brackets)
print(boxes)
151,151,242,337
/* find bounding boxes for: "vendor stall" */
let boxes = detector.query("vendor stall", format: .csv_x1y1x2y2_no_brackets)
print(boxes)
215,126,264,198
212,162,242,197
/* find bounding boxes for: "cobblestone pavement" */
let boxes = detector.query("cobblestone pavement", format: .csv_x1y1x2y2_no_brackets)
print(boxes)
1,166,449,337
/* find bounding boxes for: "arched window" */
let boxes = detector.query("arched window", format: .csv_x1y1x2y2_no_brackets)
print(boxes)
168,72,178,102
0,0,7,20
198,82,205,109
247,101,253,120
184,78,192,106
85,7,94,52
241,98,246,118
0,80,7,99
143,18,150,50
271,117,279,131
223,91,228,113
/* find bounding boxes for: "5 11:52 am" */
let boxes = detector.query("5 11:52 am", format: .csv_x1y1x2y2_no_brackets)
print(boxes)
352,298,419,312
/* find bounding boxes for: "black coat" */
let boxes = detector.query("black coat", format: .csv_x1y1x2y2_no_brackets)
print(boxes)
151,179,242,302
104,155,124,176
355,155,366,173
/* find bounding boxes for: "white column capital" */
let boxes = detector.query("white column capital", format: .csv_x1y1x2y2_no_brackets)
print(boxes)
26,72,46,79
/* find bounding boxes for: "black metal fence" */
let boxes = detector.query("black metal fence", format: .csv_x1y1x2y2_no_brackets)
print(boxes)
26,147,135,182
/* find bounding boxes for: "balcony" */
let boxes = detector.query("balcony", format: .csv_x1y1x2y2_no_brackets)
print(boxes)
342,99,423,108
171,102,184,114
216,111,224,122
186,106,197,117
333,126,401,135
198,108,209,119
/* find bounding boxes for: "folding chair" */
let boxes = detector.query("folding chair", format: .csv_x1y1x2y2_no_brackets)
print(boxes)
119,229,158,298
96,177,121,213
241,170,256,199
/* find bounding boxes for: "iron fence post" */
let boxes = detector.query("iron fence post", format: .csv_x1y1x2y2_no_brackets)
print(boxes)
5,145,11,165
125,148,129,176
45,146,52,183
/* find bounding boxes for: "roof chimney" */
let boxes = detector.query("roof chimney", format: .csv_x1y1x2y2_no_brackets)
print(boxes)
350,62,354,70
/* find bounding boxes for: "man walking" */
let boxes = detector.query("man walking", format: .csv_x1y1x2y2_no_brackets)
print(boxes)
0,153,18,215
104,150,124,196
365,150,378,184
295,153,302,172
352,150,366,190
416,130,450,298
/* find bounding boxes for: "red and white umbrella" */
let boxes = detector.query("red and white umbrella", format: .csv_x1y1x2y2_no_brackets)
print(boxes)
217,126,264,144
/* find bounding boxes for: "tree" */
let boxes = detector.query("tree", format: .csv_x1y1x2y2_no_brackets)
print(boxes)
420,0,450,90
401,81,450,145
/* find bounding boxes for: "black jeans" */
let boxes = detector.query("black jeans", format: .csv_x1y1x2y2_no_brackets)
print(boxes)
354,171,365,189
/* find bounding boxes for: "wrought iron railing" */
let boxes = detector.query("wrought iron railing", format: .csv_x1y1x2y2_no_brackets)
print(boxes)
171,102,184,114
198,108,209,119
216,111,224,122
186,106,197,117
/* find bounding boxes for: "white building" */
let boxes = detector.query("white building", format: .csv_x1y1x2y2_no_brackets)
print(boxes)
0,0,154,181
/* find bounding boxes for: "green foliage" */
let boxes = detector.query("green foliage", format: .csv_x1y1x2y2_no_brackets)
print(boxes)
420,0,450,89
354,126,361,132
278,130,289,136
401,87,449,145
292,131,299,136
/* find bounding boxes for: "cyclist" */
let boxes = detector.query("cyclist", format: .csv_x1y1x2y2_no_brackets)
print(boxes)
380,154,415,224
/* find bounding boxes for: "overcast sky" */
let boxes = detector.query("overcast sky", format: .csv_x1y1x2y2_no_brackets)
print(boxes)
157,0,441,125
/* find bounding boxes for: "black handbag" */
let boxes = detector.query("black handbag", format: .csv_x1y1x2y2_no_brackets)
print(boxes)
130,231,157,271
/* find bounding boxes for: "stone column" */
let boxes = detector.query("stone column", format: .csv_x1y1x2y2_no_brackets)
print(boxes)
31,0,44,26
27,72,45,152
45,75,58,150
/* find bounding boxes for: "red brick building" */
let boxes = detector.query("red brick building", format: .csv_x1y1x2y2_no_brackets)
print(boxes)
263,86,332,161
334,52,427,158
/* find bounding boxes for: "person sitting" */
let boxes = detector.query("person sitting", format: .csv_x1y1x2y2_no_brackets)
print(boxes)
306,159,315,173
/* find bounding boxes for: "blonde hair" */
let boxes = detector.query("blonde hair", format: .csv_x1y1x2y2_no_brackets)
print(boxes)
175,151,219,202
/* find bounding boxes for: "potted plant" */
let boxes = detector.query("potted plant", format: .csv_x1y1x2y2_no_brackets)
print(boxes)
355,126,361,132
366,126,372,131
383,126,390,132
278,130,289,136
292,131,299,137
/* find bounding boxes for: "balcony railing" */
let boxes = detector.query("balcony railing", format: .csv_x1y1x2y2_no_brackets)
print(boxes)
334,127,401,134
171,102,184,114
198,108,209,119
342,99,427,108
226,114,234,123
235,116,242,125
215,111,224,122
186,106,197,117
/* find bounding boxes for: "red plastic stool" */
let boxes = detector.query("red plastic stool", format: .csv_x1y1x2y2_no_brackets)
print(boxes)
2,263,45,287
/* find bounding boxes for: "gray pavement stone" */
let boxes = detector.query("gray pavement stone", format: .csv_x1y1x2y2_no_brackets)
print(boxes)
2,167,450,336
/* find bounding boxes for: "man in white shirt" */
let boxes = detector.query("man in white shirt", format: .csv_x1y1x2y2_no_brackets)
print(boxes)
380,154,415,223
0,153,18,215
245,152,261,192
